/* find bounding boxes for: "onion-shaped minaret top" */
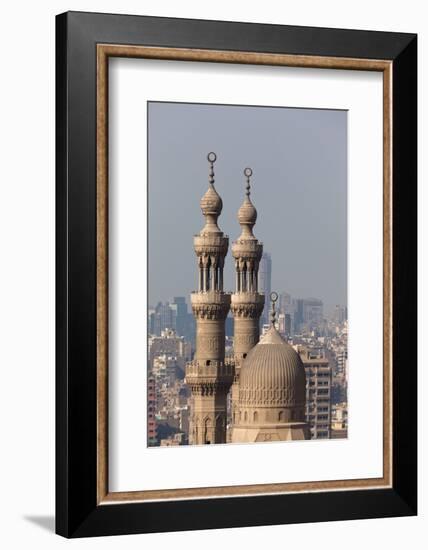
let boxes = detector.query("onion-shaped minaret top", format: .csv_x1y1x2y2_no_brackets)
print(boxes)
237,168,257,238
193,152,229,292
199,153,223,232
231,166,263,295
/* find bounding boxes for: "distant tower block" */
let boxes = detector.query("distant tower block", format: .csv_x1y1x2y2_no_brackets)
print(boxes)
185,153,234,445
230,168,264,427
259,252,272,325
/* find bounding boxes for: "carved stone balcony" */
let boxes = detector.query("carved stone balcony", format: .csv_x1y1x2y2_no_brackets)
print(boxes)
194,234,229,257
190,291,231,320
230,292,265,318
185,360,235,393
232,239,263,260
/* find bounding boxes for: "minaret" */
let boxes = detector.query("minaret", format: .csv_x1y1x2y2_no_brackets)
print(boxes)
230,168,264,426
185,153,234,445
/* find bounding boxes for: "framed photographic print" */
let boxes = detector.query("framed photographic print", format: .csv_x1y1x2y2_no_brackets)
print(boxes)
56,11,417,538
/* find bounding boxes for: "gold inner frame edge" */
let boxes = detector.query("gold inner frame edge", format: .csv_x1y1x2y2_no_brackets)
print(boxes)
96,44,393,504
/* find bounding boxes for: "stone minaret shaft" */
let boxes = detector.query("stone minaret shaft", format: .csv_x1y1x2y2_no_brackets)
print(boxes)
230,168,264,426
186,153,234,445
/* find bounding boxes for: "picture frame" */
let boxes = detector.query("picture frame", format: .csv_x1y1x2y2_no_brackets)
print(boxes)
56,11,417,538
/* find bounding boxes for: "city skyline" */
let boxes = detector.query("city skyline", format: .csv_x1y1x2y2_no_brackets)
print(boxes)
148,292,346,321
148,102,347,311
147,150,348,446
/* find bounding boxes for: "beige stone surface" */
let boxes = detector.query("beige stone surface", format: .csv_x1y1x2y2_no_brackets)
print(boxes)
232,325,310,442
185,157,234,445
186,161,309,445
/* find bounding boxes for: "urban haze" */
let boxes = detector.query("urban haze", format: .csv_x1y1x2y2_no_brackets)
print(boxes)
147,102,348,447
148,101,347,313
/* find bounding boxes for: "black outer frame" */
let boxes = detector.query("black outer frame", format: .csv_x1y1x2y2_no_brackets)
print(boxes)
56,11,417,538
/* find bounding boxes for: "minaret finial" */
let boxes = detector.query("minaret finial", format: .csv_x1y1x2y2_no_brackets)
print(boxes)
200,152,222,232
270,291,278,325
207,152,217,185
236,167,257,237
244,167,253,197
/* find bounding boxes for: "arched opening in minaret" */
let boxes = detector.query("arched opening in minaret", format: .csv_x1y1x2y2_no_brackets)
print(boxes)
206,256,211,291
242,264,247,292
204,417,212,444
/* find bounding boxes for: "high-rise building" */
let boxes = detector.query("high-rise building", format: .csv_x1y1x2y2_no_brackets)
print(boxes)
331,343,348,403
279,292,294,334
148,329,191,372
173,296,187,316
148,307,156,334
172,296,195,342
303,298,324,328
293,297,324,333
147,376,158,446
149,301,177,336
152,354,181,384
336,348,348,376
293,298,304,333
297,346,332,439
230,168,264,427
333,304,348,325
279,292,292,314
259,251,272,325
185,153,234,445
277,312,292,337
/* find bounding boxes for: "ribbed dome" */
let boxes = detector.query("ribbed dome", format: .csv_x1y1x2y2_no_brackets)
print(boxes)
238,196,257,226
200,183,223,216
239,326,306,407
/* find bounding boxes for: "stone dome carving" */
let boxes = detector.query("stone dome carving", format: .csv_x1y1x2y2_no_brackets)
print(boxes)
239,325,306,407
237,196,257,226
200,184,223,216
198,152,224,236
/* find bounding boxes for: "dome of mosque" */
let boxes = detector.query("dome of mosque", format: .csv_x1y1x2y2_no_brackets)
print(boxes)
239,324,306,408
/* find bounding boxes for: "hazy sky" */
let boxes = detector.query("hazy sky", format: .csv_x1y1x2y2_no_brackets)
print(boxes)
148,102,347,311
